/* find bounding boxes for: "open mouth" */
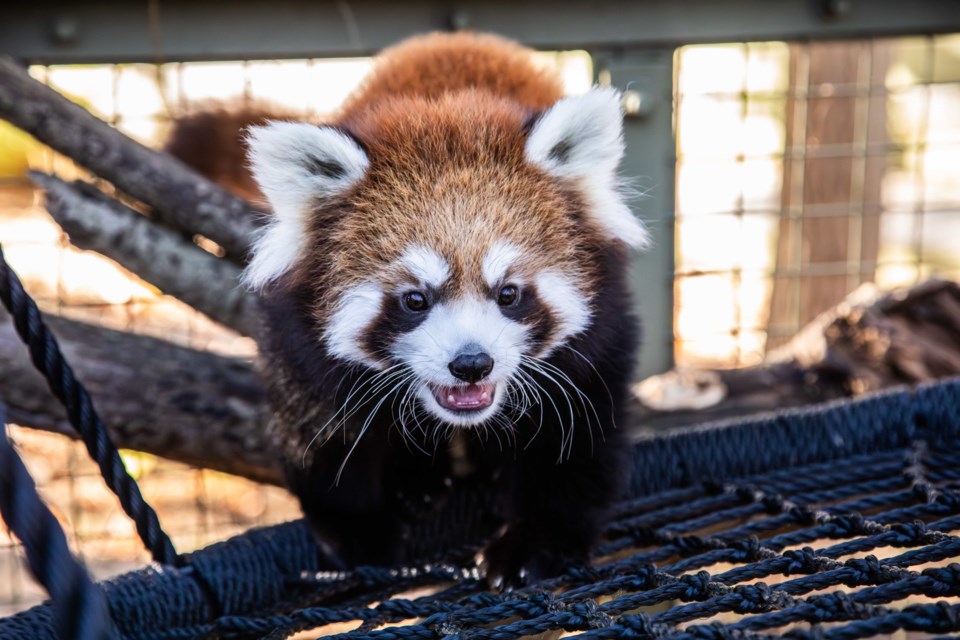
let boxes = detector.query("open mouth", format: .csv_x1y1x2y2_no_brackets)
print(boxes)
431,382,496,412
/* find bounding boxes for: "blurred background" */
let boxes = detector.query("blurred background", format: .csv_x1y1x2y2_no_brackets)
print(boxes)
1,0,959,616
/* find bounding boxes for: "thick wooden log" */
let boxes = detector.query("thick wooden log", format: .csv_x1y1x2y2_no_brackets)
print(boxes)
633,279,960,434
0,279,955,482
0,56,258,261
32,171,258,337
0,309,280,485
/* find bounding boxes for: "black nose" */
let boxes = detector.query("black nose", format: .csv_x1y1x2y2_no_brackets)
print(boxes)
448,351,494,383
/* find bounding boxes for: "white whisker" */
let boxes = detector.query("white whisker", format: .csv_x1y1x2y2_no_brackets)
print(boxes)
334,368,416,484
522,355,576,460
301,364,404,466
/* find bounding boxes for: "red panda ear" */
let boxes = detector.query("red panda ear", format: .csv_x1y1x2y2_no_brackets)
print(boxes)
525,88,650,249
243,122,369,289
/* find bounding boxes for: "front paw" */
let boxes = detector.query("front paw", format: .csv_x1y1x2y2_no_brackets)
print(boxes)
482,527,587,591
309,518,405,569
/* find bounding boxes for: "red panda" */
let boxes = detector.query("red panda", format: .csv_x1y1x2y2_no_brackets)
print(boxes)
235,32,648,587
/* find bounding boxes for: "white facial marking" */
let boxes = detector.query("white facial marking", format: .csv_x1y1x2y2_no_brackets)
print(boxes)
243,121,369,289
536,270,592,351
481,241,522,288
525,87,650,249
399,246,450,289
392,297,529,426
324,283,384,367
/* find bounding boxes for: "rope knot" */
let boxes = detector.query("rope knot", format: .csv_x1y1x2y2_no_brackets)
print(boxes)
729,536,769,562
630,527,664,547
808,591,858,621
829,513,882,537
910,482,938,503
617,612,654,635
935,487,960,510
679,571,724,601
788,505,822,526
783,547,832,575
520,592,562,616
564,600,612,630
620,562,658,591
734,485,762,503
429,616,462,638
686,622,736,639
921,563,960,597
761,494,790,514
888,520,936,546
354,566,393,586
619,612,672,638
673,535,723,554
731,583,786,613
844,555,898,586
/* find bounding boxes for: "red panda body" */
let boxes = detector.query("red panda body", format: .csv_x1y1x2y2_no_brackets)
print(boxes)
240,33,646,587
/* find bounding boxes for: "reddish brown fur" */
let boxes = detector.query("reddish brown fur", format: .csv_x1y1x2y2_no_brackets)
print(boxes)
165,33,565,208
164,101,300,201
338,32,565,115
292,33,607,322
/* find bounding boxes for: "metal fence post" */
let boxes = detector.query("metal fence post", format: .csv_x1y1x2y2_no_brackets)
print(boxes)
592,48,676,380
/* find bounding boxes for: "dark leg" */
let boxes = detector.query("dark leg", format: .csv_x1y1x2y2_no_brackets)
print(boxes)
483,389,630,588
288,430,405,568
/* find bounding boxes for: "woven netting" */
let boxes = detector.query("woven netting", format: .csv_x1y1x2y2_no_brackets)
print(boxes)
3,378,960,639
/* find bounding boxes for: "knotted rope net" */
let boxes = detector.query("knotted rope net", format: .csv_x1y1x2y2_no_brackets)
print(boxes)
0,242,959,640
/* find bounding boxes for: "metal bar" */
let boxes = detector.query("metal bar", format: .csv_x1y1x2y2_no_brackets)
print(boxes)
594,48,676,379
676,139,960,163
678,78,960,101
4,0,960,64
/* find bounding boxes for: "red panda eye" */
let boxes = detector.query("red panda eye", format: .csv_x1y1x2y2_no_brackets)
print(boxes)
402,291,428,312
497,285,519,307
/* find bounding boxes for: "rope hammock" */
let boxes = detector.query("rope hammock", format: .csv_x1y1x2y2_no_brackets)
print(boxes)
1,243,959,640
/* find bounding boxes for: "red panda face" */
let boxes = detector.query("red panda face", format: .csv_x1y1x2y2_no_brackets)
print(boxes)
321,239,592,426
245,88,647,427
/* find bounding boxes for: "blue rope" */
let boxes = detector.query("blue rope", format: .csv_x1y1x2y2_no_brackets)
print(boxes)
1,418,948,640
0,243,177,566
4,434,960,639
3,379,959,638
0,408,114,640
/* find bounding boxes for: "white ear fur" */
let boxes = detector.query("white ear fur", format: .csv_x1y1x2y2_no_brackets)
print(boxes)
525,88,650,249
243,121,369,289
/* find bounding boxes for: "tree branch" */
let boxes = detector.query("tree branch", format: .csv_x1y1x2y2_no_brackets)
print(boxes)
633,279,960,433
0,56,258,261
32,171,258,337
0,310,280,485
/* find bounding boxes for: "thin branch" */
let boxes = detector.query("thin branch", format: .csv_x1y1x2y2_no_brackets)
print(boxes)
0,56,259,261
32,171,258,337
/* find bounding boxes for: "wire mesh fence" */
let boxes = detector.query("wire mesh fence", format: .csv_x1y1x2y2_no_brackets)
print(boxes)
673,35,960,367
0,61,304,616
